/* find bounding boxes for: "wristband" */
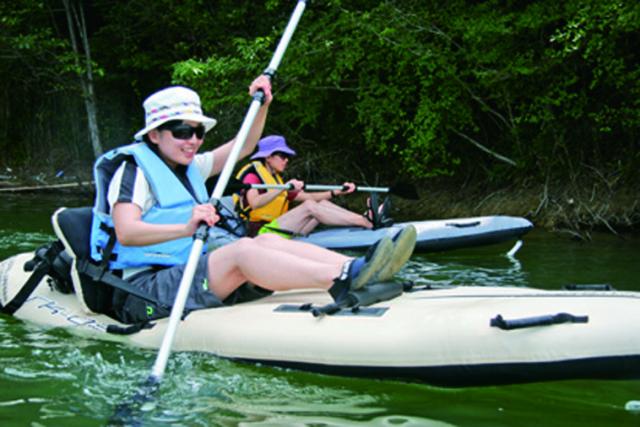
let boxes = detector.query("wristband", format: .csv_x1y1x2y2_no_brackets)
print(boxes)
330,190,336,198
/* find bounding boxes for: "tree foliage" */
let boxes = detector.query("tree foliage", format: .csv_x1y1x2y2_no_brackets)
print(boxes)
1,0,638,187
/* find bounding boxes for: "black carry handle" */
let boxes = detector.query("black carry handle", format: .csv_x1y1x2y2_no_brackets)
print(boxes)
563,283,615,291
445,221,481,228
490,312,589,330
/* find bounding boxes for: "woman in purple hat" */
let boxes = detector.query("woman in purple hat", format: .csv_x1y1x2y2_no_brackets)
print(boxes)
234,135,390,237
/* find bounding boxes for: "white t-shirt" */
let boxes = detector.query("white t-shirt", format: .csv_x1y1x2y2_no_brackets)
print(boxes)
107,151,215,213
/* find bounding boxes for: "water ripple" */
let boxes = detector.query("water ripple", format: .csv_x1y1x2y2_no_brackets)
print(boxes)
0,231,53,257
402,253,529,288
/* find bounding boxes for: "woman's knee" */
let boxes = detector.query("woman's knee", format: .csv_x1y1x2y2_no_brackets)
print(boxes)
231,237,257,252
210,237,253,262
301,199,321,214
253,233,285,246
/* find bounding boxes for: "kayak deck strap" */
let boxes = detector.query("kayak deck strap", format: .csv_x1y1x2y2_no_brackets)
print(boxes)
274,304,389,317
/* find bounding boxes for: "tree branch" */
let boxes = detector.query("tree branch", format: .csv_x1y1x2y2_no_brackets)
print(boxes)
453,130,517,166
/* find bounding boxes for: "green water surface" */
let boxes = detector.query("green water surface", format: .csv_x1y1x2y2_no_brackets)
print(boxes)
0,193,639,426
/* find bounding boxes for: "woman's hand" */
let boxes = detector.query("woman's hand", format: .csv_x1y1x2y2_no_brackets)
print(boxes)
185,204,219,236
335,182,356,196
249,75,273,105
286,179,305,192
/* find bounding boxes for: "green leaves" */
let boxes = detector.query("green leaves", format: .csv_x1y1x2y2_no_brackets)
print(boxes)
1,0,638,185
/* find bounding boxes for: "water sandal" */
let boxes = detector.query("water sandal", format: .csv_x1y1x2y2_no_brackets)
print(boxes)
364,195,394,229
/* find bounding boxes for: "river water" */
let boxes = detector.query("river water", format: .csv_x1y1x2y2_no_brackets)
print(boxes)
0,193,638,426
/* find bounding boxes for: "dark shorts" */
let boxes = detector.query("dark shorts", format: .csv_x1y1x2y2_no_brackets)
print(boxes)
112,254,272,324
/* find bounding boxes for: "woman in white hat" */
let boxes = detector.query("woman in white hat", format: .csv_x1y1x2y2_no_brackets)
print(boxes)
89,75,416,324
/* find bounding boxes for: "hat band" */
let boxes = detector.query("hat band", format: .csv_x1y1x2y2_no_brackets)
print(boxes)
145,101,203,126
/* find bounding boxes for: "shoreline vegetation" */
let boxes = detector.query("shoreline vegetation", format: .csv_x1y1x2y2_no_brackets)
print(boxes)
2,1,638,242
2,173,637,240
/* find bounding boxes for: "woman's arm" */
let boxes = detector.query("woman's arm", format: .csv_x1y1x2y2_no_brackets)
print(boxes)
245,188,287,210
294,182,356,202
112,203,219,246
209,75,273,177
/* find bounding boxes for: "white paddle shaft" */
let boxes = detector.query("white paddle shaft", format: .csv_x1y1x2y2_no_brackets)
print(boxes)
245,183,391,193
150,0,308,381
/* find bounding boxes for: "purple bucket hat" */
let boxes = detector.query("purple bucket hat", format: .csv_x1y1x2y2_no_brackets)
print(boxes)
250,135,297,160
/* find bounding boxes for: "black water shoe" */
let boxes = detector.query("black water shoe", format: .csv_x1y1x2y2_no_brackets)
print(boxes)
377,224,417,282
329,236,393,302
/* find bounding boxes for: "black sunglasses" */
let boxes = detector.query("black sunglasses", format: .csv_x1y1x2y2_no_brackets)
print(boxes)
159,121,206,140
272,152,291,160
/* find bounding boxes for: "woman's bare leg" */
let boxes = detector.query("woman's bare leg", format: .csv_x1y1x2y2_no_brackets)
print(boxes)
277,200,372,235
207,238,342,300
270,205,318,234
298,217,319,235
253,233,351,265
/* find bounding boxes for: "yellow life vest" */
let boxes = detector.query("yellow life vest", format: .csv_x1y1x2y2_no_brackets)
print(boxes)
233,161,290,222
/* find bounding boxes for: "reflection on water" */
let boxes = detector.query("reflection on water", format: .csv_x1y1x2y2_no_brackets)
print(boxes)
403,251,527,288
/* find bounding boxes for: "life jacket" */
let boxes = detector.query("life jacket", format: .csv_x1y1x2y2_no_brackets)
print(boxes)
90,142,208,270
232,161,289,222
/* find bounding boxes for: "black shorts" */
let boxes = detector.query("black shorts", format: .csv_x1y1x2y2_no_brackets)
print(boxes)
112,254,272,324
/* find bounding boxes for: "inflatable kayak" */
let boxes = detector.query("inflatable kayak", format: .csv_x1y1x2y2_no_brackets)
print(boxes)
2,251,638,387
211,197,534,252
293,216,533,252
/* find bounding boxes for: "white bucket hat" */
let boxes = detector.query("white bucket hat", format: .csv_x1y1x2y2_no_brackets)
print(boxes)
134,86,217,139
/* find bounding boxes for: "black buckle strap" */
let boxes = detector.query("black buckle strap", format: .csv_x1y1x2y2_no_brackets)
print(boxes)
106,321,155,335
212,199,248,238
76,260,164,307
98,224,118,269
1,242,64,315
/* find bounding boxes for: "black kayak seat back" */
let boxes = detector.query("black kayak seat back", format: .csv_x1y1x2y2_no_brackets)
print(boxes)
52,206,115,316
54,207,93,260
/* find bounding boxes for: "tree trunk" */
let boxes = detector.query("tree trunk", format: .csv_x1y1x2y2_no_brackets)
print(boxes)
62,0,103,158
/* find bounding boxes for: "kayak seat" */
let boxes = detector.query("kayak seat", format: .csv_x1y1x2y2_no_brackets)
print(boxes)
52,207,162,326
52,206,116,317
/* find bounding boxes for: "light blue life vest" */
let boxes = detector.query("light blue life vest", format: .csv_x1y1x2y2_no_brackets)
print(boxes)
90,142,209,269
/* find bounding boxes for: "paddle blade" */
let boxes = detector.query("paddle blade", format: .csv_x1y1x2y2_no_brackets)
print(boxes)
217,176,248,196
389,181,419,200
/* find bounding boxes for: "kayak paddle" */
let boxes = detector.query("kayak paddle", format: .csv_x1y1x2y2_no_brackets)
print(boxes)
227,178,419,200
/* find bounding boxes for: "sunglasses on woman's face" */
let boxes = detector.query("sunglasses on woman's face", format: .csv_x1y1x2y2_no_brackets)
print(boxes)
272,152,291,160
161,122,206,140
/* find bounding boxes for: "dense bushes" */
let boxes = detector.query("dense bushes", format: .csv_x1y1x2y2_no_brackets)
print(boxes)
1,0,638,189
